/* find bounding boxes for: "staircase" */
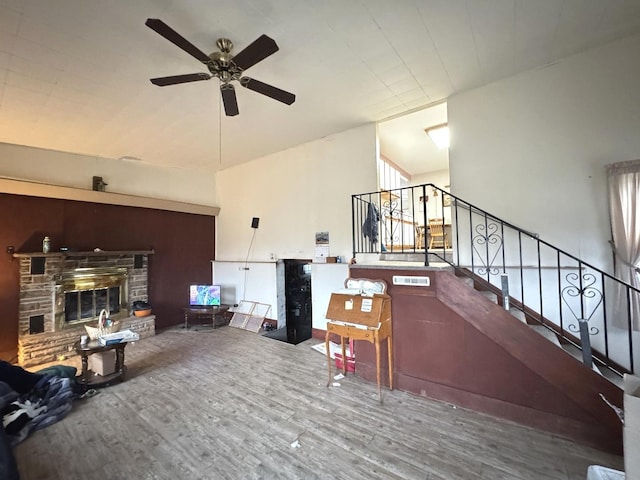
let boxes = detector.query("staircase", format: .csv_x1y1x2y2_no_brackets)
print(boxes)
349,263,624,454
456,272,624,388
349,183,638,454
352,184,640,383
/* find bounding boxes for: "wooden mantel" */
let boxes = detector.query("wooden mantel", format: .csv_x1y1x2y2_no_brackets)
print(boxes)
13,250,155,258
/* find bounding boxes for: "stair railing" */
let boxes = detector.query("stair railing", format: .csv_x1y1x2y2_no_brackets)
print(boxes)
352,184,640,377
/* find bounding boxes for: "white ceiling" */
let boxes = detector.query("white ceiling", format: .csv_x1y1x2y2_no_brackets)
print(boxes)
2,1,640,176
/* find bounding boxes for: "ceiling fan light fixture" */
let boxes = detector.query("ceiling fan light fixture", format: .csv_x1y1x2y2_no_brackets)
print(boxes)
216,38,233,53
145,19,295,116
425,123,450,149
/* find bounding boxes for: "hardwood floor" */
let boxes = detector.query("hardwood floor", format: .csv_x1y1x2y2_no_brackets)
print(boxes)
14,326,623,479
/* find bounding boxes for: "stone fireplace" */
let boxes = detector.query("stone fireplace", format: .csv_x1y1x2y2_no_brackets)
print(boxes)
15,250,156,367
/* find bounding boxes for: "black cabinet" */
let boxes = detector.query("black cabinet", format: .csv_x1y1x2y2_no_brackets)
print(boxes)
284,259,312,344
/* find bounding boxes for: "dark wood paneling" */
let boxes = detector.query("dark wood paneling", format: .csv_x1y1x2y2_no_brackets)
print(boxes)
0,193,215,362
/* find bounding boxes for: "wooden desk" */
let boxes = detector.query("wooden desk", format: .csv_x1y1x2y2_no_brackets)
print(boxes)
325,292,393,400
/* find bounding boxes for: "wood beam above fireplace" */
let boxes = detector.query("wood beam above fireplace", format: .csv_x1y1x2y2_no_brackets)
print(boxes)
13,250,155,258
0,178,219,216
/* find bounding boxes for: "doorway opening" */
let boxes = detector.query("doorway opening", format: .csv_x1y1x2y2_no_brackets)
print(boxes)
377,101,449,191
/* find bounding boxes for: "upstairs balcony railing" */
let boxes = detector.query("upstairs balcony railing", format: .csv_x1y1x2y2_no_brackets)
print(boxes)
352,183,640,378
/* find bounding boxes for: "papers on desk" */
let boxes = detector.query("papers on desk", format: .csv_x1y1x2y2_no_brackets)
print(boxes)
328,320,380,330
331,288,361,295
361,298,373,312
98,329,140,346
344,279,386,296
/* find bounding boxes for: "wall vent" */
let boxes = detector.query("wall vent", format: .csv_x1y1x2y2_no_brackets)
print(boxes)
392,275,430,287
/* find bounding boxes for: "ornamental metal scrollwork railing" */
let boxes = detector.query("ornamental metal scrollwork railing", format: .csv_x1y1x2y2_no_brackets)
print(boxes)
352,183,640,377
562,271,603,333
471,221,503,277
562,271,604,368
380,194,403,246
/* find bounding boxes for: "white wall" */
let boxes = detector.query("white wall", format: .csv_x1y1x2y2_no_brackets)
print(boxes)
215,123,378,262
410,169,450,189
448,33,640,272
214,124,376,328
0,142,217,206
410,168,451,223
212,260,278,318
311,263,350,330
213,259,349,329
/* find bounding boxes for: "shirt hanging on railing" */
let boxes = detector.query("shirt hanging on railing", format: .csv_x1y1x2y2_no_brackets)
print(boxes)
363,202,380,244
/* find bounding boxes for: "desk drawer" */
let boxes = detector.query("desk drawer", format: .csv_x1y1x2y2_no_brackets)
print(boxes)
327,322,374,341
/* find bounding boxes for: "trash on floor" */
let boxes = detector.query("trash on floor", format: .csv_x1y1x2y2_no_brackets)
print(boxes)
310,340,352,360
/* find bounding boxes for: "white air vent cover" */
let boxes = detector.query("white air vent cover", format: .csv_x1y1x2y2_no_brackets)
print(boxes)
392,275,430,287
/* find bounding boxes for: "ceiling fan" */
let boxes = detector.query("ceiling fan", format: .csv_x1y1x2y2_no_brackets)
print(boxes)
145,18,296,116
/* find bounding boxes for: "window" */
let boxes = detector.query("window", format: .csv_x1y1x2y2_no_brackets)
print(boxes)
378,156,409,191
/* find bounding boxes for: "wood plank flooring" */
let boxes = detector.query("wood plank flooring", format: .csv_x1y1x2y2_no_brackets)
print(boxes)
13,326,624,479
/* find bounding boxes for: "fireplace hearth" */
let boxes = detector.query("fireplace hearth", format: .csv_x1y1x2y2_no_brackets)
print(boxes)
14,250,156,367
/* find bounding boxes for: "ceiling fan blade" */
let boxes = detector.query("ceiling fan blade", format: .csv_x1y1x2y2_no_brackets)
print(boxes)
231,34,279,71
240,77,296,105
220,84,239,116
150,73,211,86
145,18,211,64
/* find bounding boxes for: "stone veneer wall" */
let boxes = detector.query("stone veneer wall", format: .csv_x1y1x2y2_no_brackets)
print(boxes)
16,252,155,367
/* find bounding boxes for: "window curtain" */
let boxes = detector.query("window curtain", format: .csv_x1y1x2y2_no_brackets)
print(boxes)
607,159,640,330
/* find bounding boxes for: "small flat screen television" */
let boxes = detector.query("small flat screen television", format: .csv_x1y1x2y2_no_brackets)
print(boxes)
189,284,221,307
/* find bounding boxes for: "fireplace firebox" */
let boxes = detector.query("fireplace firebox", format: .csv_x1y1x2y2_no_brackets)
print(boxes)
55,267,128,329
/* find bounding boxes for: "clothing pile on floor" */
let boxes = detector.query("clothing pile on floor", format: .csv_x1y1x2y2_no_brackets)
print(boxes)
1,361,78,480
